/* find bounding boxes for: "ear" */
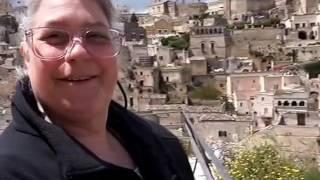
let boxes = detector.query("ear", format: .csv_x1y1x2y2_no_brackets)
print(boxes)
20,42,30,68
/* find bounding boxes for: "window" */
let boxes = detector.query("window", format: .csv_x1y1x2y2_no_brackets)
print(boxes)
278,101,282,106
211,42,215,53
201,43,205,53
295,24,300,29
292,101,297,106
219,83,224,88
310,23,316,27
299,101,305,107
250,96,255,100
140,72,143,75
264,108,268,114
166,77,169,82
218,131,227,137
261,97,265,101
297,113,306,126
284,101,289,106
298,31,307,40
302,23,306,28
140,80,144,86
129,97,134,107
240,102,243,107
159,56,163,60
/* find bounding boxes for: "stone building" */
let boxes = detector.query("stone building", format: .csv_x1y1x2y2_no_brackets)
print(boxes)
192,112,252,142
178,2,208,17
254,92,275,120
145,18,175,37
273,87,310,126
161,65,191,84
227,72,302,115
298,0,320,14
231,28,283,58
190,25,231,58
0,0,11,15
134,66,160,94
149,0,178,17
224,0,275,21
188,56,208,76
206,0,224,15
130,45,149,64
157,46,176,66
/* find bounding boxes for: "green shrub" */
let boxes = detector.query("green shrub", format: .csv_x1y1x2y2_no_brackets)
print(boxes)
227,144,304,180
304,168,320,180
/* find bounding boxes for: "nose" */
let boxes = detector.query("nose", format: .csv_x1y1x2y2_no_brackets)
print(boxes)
64,38,88,62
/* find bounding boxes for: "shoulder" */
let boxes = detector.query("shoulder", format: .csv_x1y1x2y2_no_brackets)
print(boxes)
0,125,60,180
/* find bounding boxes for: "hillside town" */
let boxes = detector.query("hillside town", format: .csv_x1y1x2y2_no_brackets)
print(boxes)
1,0,320,179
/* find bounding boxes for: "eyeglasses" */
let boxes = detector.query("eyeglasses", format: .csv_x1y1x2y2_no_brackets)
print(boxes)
24,27,122,61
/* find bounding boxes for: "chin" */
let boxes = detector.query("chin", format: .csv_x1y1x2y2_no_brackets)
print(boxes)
60,97,109,114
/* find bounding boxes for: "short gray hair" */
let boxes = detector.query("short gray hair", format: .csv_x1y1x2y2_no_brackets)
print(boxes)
23,0,116,30
18,0,117,81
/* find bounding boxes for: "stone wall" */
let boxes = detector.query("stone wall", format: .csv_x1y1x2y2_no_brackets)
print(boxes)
230,28,283,57
194,120,252,142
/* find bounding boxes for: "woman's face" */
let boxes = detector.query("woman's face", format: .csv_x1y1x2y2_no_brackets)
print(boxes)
22,0,118,118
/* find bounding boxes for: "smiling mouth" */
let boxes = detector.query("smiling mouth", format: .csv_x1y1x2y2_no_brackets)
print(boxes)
59,75,97,82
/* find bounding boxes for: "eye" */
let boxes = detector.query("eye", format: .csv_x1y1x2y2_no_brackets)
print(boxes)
85,30,111,44
37,30,69,46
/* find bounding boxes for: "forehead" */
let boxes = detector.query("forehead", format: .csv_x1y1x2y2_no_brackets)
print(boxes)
32,0,109,28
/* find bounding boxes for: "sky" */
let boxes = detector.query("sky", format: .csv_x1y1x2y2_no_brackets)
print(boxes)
112,0,151,12
9,0,211,13
8,0,152,11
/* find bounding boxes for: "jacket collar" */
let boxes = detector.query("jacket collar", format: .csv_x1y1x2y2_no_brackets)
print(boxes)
11,79,175,180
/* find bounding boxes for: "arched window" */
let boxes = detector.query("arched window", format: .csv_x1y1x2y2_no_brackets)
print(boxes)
299,101,305,107
284,101,290,106
292,101,297,106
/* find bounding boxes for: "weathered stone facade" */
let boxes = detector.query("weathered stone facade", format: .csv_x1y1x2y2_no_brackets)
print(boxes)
190,26,232,58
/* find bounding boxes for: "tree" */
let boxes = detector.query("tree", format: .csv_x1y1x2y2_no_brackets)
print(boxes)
130,13,138,24
304,61,320,78
227,144,304,180
190,84,222,100
160,35,190,50
221,96,235,114
0,15,18,34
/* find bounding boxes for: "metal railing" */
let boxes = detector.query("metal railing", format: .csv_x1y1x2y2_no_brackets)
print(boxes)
182,111,232,180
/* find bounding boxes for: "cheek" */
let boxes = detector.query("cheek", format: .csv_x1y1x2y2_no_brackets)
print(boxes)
101,59,118,79
27,59,61,89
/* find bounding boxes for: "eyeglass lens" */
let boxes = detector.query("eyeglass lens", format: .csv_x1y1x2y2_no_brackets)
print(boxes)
31,28,121,60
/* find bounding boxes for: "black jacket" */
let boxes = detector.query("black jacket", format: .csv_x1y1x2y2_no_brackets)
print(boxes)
0,81,194,180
